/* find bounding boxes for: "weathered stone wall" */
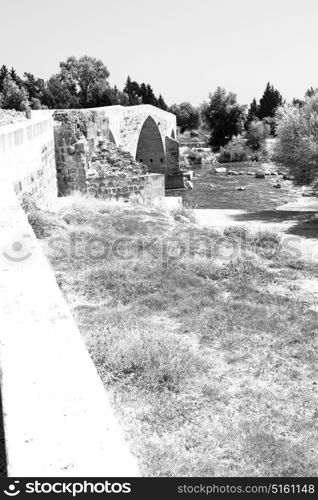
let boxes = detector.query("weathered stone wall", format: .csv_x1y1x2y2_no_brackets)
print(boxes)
0,112,57,207
165,136,180,176
165,136,184,189
53,110,109,195
87,172,164,202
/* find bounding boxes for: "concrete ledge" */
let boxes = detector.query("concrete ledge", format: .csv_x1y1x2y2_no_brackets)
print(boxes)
0,183,139,477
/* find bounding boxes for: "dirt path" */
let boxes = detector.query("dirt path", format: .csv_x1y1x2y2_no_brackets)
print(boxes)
195,197,318,263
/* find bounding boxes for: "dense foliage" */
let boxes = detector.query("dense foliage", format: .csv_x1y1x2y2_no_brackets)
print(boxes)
246,120,270,150
275,92,318,185
202,87,246,149
245,83,283,134
0,57,168,111
168,102,200,132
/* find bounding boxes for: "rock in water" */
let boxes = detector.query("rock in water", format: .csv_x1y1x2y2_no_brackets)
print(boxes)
255,171,265,179
236,186,245,191
214,167,226,173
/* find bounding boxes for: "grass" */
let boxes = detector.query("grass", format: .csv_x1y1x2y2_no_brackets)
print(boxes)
27,193,318,476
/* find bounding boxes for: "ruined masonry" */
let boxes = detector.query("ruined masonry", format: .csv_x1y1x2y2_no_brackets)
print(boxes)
53,105,184,204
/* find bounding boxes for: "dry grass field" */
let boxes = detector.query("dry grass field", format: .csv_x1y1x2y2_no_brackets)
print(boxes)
28,194,318,476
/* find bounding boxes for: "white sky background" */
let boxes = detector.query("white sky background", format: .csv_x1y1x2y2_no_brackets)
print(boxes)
0,0,317,106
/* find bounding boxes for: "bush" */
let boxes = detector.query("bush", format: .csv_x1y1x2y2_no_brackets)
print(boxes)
246,120,270,150
275,94,318,185
0,76,29,111
218,139,248,162
93,325,203,391
190,130,199,138
187,151,202,165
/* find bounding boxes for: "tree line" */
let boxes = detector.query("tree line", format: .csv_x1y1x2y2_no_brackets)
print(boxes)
0,56,168,112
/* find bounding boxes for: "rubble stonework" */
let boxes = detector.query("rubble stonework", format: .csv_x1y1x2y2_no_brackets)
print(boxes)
53,109,165,201
86,138,149,199
53,110,109,195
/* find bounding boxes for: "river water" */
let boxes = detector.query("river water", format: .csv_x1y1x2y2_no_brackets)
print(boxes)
166,162,298,211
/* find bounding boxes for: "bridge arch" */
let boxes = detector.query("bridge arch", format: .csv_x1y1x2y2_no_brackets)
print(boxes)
108,129,116,145
135,116,166,173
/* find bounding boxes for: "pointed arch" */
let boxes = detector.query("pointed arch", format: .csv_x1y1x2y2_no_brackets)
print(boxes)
171,129,175,139
136,116,166,173
108,129,116,145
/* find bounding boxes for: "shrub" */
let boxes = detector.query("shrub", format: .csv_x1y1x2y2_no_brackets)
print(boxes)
190,130,199,138
93,325,203,391
187,151,202,165
275,94,318,185
246,120,270,150
218,139,248,162
171,203,196,223
0,76,29,111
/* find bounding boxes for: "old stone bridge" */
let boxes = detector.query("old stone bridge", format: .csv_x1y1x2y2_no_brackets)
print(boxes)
92,104,182,187
52,104,183,195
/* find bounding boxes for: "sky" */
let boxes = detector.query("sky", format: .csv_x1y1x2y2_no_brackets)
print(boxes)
0,0,318,106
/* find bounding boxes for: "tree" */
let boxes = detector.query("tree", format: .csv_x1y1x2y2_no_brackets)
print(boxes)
275,91,318,185
123,76,167,108
292,97,305,107
157,94,168,110
43,74,80,109
258,82,283,121
169,102,200,133
0,65,8,93
202,87,246,149
123,76,141,105
9,67,23,87
90,81,129,106
59,55,110,107
23,72,47,107
0,75,29,111
305,87,318,98
246,120,270,150
245,98,259,129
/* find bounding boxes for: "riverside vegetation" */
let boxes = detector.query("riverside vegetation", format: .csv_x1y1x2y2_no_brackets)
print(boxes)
27,194,318,476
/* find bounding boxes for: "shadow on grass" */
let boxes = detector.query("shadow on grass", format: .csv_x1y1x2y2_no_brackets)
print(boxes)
232,210,318,239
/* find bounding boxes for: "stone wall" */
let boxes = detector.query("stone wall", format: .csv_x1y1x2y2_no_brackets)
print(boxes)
53,110,109,195
87,172,164,202
0,112,57,207
165,136,184,189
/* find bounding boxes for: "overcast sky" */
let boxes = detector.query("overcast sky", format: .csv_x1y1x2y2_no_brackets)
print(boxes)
1,0,317,106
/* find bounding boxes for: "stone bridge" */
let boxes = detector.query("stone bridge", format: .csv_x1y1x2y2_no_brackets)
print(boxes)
95,105,182,187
